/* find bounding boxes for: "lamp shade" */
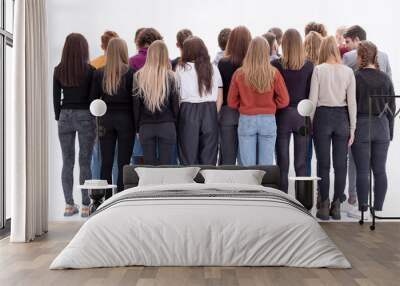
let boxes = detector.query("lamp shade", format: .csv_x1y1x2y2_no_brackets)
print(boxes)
297,99,314,117
90,99,107,117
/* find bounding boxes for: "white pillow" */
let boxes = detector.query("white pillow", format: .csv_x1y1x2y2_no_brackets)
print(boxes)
135,167,201,186
200,169,266,185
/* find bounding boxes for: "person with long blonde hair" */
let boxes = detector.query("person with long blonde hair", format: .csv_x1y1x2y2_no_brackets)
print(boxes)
90,38,135,196
309,36,356,220
133,40,179,165
304,31,323,65
228,36,289,166
271,29,314,193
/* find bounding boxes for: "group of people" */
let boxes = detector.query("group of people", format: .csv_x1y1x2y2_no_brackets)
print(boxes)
54,23,395,220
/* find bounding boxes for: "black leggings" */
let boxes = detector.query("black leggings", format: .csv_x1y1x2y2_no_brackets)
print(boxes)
352,116,390,211
139,122,177,165
100,111,135,196
219,106,239,165
313,107,350,202
275,107,308,192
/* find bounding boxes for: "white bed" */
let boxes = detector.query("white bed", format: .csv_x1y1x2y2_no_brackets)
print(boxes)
50,183,351,269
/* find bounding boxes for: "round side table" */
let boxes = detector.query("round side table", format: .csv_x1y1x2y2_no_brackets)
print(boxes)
77,184,117,214
289,176,321,210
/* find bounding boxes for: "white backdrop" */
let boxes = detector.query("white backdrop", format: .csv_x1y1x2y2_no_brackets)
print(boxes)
47,0,400,221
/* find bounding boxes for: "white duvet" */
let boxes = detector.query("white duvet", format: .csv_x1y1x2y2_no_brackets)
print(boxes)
50,183,351,269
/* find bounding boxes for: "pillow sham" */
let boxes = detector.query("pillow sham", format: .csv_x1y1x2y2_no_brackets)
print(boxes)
135,167,201,186
200,169,266,185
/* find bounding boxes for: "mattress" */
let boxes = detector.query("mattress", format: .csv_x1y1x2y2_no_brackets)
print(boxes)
50,183,351,269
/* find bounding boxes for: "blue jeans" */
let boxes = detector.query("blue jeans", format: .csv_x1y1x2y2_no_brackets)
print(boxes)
131,134,144,164
91,140,118,184
238,114,277,166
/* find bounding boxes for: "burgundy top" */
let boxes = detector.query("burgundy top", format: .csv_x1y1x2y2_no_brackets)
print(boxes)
129,48,148,70
339,44,349,58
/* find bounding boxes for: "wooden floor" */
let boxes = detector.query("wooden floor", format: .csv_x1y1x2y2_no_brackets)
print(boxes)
0,222,399,286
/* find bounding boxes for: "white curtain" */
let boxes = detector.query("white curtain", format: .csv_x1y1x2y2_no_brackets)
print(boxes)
9,0,49,242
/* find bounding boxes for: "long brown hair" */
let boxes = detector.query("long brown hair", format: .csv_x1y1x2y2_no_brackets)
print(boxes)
225,26,252,67
181,36,213,96
304,31,323,65
135,40,175,112
102,38,129,95
357,40,379,69
241,37,275,93
281,29,305,70
55,33,89,87
318,36,341,65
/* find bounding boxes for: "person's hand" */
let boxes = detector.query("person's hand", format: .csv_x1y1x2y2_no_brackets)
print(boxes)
348,133,355,147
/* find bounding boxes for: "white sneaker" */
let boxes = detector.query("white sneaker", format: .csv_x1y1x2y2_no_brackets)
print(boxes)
343,202,369,220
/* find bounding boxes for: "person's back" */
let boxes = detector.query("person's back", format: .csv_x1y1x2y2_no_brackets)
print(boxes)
351,41,395,216
133,40,179,165
213,28,231,65
53,33,96,218
129,28,163,70
90,38,135,195
91,67,134,109
176,37,223,165
228,37,289,166
342,25,392,77
90,31,119,69
310,63,356,108
343,49,391,77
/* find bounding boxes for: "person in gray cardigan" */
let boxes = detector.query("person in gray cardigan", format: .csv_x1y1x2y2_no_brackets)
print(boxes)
342,25,392,219
343,25,391,76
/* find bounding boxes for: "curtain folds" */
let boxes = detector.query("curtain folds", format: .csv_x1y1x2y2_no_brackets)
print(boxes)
10,0,49,242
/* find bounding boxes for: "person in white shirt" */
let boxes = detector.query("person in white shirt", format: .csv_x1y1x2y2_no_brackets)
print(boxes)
213,28,231,65
309,36,356,221
176,36,223,165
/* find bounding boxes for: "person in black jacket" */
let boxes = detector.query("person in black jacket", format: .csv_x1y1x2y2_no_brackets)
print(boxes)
351,40,396,215
54,33,96,217
271,29,314,193
90,38,135,196
133,40,179,165
217,26,252,165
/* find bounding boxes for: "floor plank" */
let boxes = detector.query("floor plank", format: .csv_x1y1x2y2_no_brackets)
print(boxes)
0,222,399,286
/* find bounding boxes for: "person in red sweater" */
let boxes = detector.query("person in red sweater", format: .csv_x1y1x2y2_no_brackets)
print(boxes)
228,36,289,166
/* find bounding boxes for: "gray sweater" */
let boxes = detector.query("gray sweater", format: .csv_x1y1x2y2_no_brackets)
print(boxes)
309,63,357,135
342,49,392,78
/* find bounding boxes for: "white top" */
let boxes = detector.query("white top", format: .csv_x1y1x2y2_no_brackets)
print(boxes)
289,176,321,181
77,184,117,189
176,62,223,103
309,63,357,134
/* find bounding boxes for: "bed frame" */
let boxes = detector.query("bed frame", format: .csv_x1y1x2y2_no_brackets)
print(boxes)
123,165,281,190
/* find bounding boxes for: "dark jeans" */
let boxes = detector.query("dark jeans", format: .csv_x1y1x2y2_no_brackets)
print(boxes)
219,106,239,165
313,107,350,202
178,102,219,165
352,116,390,211
276,107,308,193
58,109,96,206
139,122,177,165
100,111,135,196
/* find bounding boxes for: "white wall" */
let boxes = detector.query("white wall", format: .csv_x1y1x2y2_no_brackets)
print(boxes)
47,0,400,221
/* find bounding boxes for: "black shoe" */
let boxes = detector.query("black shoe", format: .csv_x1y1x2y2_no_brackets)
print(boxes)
316,199,330,220
330,199,341,220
